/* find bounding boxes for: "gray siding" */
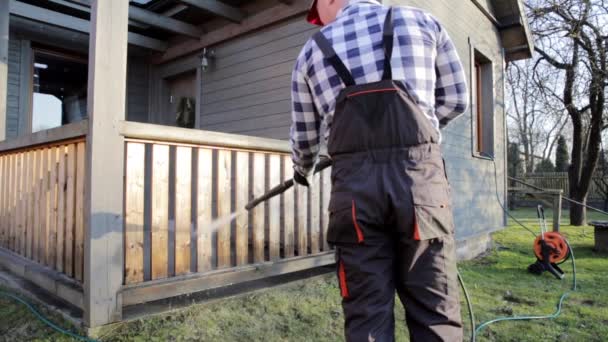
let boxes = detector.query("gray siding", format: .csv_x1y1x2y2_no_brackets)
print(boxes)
394,0,507,240
200,18,317,140
6,38,20,139
200,0,508,240
127,57,150,123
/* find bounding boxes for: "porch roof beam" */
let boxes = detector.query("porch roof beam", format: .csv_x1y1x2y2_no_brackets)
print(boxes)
50,0,202,38
9,1,167,51
154,1,309,64
178,0,246,23
129,6,203,38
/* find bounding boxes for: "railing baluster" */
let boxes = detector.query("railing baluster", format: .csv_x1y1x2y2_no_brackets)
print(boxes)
217,150,232,268
269,154,281,261
151,144,170,280
283,156,295,258
125,142,146,284
197,148,213,272
252,152,265,263
175,146,192,275
235,151,249,266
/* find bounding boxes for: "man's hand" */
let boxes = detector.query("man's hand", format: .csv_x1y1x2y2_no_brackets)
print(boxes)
293,168,310,187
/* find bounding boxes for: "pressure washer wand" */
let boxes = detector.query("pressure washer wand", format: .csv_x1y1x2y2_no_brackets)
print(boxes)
245,157,332,211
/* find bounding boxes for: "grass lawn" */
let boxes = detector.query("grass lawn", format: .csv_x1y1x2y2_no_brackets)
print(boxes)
1,208,607,341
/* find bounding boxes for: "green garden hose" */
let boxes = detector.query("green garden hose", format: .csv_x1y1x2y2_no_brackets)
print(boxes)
457,155,581,342
466,241,576,341
0,290,99,342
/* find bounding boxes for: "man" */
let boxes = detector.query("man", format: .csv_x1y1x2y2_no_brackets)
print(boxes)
290,0,468,341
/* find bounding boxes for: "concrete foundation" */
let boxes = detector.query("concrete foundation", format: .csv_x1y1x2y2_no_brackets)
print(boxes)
456,232,493,260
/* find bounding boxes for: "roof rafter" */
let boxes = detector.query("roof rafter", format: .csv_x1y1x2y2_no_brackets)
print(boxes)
10,1,168,51
178,0,246,23
62,0,203,38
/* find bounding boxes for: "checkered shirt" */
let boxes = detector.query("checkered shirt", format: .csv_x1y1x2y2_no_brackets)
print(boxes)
290,0,469,175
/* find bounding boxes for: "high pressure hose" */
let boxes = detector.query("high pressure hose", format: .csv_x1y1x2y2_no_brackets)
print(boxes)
0,290,99,341
456,153,581,342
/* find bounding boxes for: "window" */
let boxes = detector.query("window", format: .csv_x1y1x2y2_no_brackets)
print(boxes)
473,49,494,158
31,49,88,133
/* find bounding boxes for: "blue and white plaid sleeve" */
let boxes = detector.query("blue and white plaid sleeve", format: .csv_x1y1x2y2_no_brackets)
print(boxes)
290,55,321,176
434,24,468,129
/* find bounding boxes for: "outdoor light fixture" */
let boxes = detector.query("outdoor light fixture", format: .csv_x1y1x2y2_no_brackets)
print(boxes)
200,48,215,72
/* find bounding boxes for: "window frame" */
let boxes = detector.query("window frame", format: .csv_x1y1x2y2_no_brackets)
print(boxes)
29,45,88,134
468,38,495,160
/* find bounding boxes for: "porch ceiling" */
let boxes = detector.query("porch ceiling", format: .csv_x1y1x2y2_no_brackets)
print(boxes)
9,0,300,56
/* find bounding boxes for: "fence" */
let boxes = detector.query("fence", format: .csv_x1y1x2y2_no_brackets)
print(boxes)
518,172,607,200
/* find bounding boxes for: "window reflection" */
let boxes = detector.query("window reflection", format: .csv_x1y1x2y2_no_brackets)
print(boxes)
31,50,88,133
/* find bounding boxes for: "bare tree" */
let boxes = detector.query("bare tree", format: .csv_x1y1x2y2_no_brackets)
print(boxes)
506,58,568,173
526,0,608,225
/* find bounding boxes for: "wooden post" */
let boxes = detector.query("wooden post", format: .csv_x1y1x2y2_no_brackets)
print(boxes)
84,0,129,328
553,191,563,232
0,0,9,141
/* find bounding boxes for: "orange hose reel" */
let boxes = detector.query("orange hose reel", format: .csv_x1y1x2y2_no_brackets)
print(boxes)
533,232,570,264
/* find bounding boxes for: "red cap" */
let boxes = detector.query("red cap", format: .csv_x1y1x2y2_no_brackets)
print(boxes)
307,0,324,26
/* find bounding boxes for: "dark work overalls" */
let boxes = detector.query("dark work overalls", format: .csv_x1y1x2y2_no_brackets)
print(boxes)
318,8,463,342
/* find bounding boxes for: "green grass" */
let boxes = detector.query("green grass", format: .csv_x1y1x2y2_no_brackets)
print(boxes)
1,208,607,341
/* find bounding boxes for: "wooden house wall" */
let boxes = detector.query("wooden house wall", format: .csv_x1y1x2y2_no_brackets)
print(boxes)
199,0,508,240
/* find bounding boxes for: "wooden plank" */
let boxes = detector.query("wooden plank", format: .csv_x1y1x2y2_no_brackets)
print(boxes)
178,0,245,22
75,142,85,282
0,248,84,310
309,173,320,254
2,154,8,248
15,152,23,255
24,151,32,258
48,147,59,267
56,146,67,272
151,144,169,280
296,182,308,256
8,154,17,251
216,150,232,268
282,156,295,258
33,150,41,262
64,144,76,278
553,194,562,232
252,153,265,263
196,148,213,272
124,143,146,284
174,146,192,275
321,168,331,251
0,155,5,247
3,154,9,248
40,149,49,263
268,154,281,261
234,151,249,266
119,121,290,154
128,6,202,38
121,252,335,306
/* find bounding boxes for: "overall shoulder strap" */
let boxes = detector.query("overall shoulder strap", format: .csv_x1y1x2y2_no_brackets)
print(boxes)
382,7,394,80
312,31,356,87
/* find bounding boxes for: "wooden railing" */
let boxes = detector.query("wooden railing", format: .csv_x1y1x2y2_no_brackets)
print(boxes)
121,122,332,285
0,122,87,283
